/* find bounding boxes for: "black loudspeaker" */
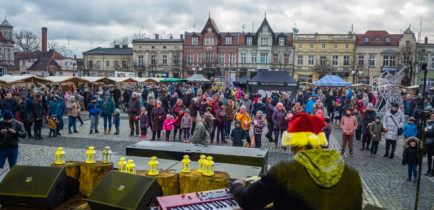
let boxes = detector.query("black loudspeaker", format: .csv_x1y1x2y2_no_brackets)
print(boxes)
363,204,385,210
87,171,162,210
0,165,68,209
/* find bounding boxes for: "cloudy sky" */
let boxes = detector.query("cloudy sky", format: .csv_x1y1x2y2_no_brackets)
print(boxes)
1,0,433,57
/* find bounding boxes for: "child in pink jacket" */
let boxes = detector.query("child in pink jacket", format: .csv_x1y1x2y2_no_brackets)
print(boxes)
163,114,178,141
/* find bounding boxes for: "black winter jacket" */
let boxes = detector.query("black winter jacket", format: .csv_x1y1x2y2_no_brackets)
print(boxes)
402,146,419,166
0,120,27,149
231,127,247,146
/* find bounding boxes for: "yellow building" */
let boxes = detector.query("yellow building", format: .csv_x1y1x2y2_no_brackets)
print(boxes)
293,34,356,83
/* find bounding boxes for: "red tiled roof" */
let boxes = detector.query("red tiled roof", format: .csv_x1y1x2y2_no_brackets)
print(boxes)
11,50,64,71
356,30,402,46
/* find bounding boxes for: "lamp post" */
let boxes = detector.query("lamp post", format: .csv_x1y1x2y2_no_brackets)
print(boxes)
72,63,76,76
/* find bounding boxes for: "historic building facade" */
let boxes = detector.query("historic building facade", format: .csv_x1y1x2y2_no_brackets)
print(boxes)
0,18,14,75
184,16,240,80
82,45,133,77
415,37,434,87
238,17,293,79
293,33,356,83
132,36,183,78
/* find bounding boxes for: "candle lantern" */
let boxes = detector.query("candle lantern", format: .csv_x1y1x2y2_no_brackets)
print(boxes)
181,155,191,173
118,157,127,172
148,156,159,176
203,156,214,176
125,160,136,174
102,146,112,163
54,147,65,164
197,155,206,173
85,146,96,163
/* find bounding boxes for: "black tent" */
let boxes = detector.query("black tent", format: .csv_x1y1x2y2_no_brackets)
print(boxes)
247,70,299,99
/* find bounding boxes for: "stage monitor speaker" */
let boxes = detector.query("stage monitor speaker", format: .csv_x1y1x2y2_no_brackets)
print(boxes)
87,171,162,210
0,165,68,209
363,204,385,210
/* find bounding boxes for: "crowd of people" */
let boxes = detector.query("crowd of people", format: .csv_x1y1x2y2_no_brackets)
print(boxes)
0,83,434,181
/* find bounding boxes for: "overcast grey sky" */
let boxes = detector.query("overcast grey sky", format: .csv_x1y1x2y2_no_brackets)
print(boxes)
1,0,433,57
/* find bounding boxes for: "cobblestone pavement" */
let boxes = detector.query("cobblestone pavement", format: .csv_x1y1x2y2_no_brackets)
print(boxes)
3,112,433,209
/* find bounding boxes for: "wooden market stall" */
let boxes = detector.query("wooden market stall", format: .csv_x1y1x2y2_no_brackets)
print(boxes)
0,75,50,87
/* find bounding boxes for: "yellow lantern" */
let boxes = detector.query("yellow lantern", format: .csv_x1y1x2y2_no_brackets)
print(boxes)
125,160,136,174
203,156,214,176
54,147,65,164
102,146,112,163
85,146,96,163
147,156,159,176
197,155,206,173
181,155,191,173
118,157,127,172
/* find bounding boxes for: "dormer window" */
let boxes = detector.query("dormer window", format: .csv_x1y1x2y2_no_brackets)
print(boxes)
263,27,268,33
207,28,212,32
247,37,252,46
279,38,285,46
225,36,232,45
364,37,369,43
192,37,198,46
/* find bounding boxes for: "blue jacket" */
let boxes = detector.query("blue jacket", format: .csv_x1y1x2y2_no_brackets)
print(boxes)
24,96,34,114
305,94,317,114
403,123,417,138
48,101,62,116
87,102,101,116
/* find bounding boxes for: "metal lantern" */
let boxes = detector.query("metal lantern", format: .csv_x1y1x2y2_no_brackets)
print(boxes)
197,155,206,173
54,147,65,164
102,146,112,163
118,157,127,172
181,155,191,173
125,159,136,174
203,156,214,176
148,156,159,176
85,146,96,163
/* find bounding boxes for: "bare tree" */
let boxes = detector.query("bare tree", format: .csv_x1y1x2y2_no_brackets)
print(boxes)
111,36,130,47
399,41,416,86
47,40,76,57
14,30,40,52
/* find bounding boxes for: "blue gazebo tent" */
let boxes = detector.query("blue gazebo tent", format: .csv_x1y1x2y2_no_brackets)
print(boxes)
313,75,352,86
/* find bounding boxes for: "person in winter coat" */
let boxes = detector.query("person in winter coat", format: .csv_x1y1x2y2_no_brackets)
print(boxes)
67,96,80,135
180,110,192,143
151,101,166,141
87,96,100,134
325,91,336,121
211,102,226,144
191,113,214,145
32,94,46,140
369,115,384,156
46,115,59,138
231,121,248,147
189,98,200,135
322,117,332,146
424,113,434,177
128,93,141,137
17,96,27,124
383,103,405,159
172,99,185,141
304,94,317,114
312,100,324,116
340,108,358,157
1,93,18,115
280,93,292,113
265,97,275,142
361,103,376,150
0,110,27,169
354,99,366,116
112,108,120,135
24,91,35,138
402,139,419,182
333,99,343,128
272,102,286,146
162,114,177,141
403,116,418,139
253,110,265,148
403,94,417,116
239,94,253,115
225,97,236,139
100,92,115,134
139,107,148,138
183,89,193,108
353,108,362,142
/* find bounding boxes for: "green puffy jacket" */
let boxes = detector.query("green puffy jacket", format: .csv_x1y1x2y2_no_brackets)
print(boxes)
99,98,115,115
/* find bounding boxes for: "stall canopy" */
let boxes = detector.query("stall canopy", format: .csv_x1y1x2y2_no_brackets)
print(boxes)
247,70,299,98
186,74,211,83
160,78,186,82
0,75,50,84
45,76,88,83
79,76,106,83
233,75,248,86
105,77,138,83
313,75,352,86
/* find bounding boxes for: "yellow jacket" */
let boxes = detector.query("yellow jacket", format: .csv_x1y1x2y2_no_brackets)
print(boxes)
236,113,251,130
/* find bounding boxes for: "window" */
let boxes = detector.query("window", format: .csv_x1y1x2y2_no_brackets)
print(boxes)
261,37,268,46
364,37,369,43
386,37,390,43
205,37,214,46
114,61,118,68
138,56,143,67
308,55,314,65
273,53,278,63
310,43,314,49
358,55,364,66
345,44,349,49
322,44,326,49
96,60,101,68
432,57,434,69
151,46,155,49
173,54,179,65
298,74,313,83
65,61,68,67
404,55,410,65
251,53,257,63
390,56,396,66
279,38,285,46
241,53,246,63
230,53,235,64
187,53,193,64
122,61,127,68
247,37,252,46
383,56,389,66
299,43,302,49
225,37,232,45
206,52,213,63
369,54,376,67
198,53,203,64
163,46,166,49
406,40,410,47
320,56,327,65
192,37,198,46
332,56,338,66
260,53,268,64
343,56,350,66
284,53,290,64
218,53,225,64
334,44,337,49
162,55,167,65
151,55,156,65
297,55,303,65
106,60,110,67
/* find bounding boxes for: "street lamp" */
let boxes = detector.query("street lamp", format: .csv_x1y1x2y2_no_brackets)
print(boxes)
72,63,76,76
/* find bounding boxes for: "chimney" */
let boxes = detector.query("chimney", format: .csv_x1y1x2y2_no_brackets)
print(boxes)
170,35,173,39
122,44,128,48
155,34,159,39
42,27,47,53
425,37,428,44
180,34,183,40
114,44,120,48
